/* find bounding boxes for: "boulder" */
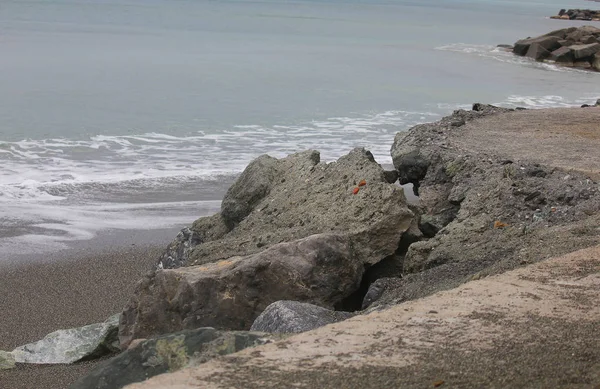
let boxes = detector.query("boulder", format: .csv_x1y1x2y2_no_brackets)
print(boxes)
566,26,600,42
570,43,600,59
513,36,561,56
525,43,551,61
550,46,574,63
70,328,272,389
157,148,414,269
0,351,15,370
580,35,598,45
595,53,600,71
120,234,366,347
542,27,577,39
12,315,120,364
250,301,354,333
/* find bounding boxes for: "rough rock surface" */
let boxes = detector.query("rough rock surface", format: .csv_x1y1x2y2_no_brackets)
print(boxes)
375,105,600,309
250,301,354,334
123,245,600,389
551,8,600,21
120,234,366,348
11,315,120,364
70,328,273,389
0,351,15,370
158,148,413,269
511,26,600,71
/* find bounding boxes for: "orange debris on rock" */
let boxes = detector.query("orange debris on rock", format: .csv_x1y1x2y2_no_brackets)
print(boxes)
358,179,367,187
433,380,445,387
352,187,360,195
494,221,508,229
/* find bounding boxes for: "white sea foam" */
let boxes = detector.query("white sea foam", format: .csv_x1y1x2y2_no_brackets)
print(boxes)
436,43,600,75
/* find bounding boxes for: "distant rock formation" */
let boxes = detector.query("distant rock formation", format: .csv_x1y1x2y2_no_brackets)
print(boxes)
550,8,600,21
507,26,600,71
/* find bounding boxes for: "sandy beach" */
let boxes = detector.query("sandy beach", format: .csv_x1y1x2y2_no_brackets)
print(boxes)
0,229,177,389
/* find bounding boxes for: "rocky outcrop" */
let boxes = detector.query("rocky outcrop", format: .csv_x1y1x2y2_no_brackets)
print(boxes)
71,328,272,389
158,148,413,269
550,8,600,21
512,26,600,71
250,301,354,333
121,148,415,347
10,315,120,364
120,234,367,348
375,105,600,310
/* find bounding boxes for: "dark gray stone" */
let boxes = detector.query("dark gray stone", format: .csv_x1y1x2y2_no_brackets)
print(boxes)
570,43,600,59
250,301,354,333
525,43,552,61
70,328,272,389
513,36,561,56
550,46,574,63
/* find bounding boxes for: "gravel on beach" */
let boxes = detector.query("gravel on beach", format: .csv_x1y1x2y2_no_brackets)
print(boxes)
0,239,166,389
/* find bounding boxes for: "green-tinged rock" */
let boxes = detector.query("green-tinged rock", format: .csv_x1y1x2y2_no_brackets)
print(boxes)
69,328,274,389
11,314,120,364
0,351,16,370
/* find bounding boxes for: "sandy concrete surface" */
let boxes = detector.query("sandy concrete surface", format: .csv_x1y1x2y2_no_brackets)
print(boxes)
126,244,600,389
453,107,600,180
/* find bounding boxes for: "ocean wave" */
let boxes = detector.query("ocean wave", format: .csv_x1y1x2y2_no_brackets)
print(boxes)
0,110,438,202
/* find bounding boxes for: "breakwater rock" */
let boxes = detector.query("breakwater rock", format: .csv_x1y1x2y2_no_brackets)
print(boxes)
550,8,600,21
508,26,600,71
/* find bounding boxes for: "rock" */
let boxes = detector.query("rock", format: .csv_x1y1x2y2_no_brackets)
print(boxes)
570,43,600,59
120,234,367,347
12,315,120,364
542,27,577,39
573,60,593,70
513,36,561,56
157,148,413,269
558,9,566,16
580,35,598,45
383,169,399,184
250,301,354,333
593,53,600,71
566,26,600,42
0,351,15,370
560,15,570,20
550,46,574,63
70,328,272,389
525,43,551,61
221,154,284,228
158,214,229,269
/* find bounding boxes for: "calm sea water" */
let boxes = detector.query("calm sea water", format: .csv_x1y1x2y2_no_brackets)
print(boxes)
1,0,599,255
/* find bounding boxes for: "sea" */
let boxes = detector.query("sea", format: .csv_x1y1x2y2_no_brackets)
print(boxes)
1,0,599,256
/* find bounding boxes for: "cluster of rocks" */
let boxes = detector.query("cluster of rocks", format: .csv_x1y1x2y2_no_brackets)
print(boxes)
550,8,600,21
4,104,599,389
505,26,600,71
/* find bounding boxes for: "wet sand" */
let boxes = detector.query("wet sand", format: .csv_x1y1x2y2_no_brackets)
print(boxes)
0,229,177,389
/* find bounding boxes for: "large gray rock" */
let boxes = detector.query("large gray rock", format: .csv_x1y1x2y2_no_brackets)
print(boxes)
12,315,120,364
0,351,15,370
550,46,574,63
525,43,552,61
513,36,561,56
570,43,600,59
70,328,272,389
120,234,365,348
157,148,414,269
250,301,354,334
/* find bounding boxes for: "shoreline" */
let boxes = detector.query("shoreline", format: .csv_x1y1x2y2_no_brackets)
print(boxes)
0,229,177,389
